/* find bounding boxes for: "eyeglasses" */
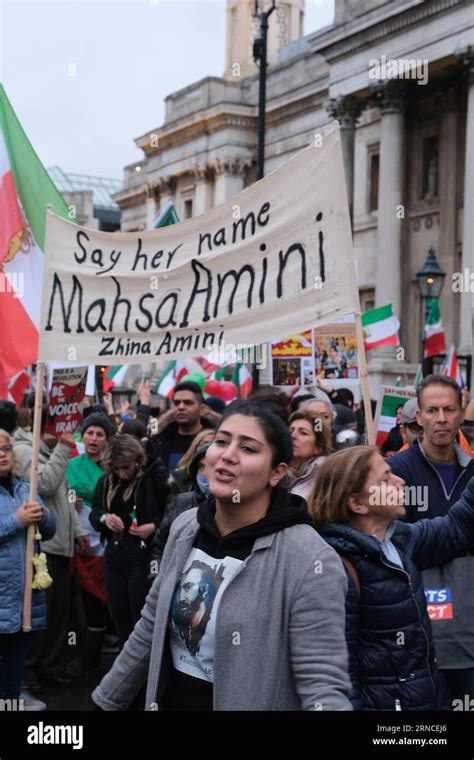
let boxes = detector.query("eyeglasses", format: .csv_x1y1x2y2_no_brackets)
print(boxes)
0,445,13,454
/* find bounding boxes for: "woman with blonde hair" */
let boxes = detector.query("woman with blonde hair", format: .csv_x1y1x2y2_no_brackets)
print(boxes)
308,446,474,711
287,410,331,501
166,428,216,501
90,434,168,648
0,429,55,702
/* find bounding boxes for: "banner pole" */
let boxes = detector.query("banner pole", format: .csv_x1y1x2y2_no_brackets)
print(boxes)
354,312,376,445
22,360,46,632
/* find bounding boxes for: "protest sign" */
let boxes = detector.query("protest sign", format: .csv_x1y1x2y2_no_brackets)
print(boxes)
38,124,359,366
45,366,88,437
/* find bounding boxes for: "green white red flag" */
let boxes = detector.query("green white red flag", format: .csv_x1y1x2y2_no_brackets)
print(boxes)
361,304,400,349
232,362,253,399
423,297,446,358
0,84,71,392
103,365,128,392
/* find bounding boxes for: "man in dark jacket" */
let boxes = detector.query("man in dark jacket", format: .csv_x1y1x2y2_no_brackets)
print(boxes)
390,375,474,706
148,382,217,471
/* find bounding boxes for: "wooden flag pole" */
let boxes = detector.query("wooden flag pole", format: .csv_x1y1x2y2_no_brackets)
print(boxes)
22,360,46,632
354,311,376,445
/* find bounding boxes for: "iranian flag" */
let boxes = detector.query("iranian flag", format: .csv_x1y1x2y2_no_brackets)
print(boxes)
0,84,72,385
155,360,187,398
424,298,446,358
441,345,464,388
361,304,400,349
376,392,412,448
103,365,128,392
232,363,253,399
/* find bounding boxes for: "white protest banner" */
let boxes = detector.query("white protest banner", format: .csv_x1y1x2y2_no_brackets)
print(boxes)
44,366,88,437
38,123,359,366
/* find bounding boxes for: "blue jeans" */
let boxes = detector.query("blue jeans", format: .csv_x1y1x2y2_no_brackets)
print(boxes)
0,631,31,699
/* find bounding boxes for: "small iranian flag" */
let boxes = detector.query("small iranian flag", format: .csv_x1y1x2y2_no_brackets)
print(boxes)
0,84,72,382
155,360,187,398
232,363,253,399
441,345,464,388
103,365,128,392
376,391,413,448
424,298,446,357
361,304,400,349
209,366,228,382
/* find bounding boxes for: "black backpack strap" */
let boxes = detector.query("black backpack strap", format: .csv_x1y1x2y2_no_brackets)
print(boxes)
340,555,360,596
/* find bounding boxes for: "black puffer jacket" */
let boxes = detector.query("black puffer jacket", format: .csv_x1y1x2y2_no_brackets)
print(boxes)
90,459,169,546
319,476,474,711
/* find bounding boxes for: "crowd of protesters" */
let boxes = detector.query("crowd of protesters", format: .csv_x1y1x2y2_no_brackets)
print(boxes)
0,372,474,712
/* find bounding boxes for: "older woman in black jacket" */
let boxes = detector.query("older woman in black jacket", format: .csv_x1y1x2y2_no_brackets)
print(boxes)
308,446,474,711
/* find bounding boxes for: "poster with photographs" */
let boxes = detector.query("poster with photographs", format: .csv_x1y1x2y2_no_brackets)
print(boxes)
271,330,315,386
314,318,359,380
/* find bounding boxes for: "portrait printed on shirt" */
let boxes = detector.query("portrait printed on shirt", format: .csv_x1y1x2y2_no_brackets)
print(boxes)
169,548,242,681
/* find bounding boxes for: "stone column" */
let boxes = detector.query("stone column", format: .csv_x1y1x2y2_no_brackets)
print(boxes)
438,88,458,348
327,94,362,223
156,176,176,214
459,49,474,354
213,156,251,205
145,184,159,229
192,164,214,216
374,81,406,321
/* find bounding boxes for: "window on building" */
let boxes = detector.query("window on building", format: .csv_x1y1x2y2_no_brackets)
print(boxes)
369,152,379,212
422,136,439,199
184,199,193,219
360,289,375,313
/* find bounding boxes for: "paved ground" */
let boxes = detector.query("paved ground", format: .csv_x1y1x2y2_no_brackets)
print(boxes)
29,652,116,711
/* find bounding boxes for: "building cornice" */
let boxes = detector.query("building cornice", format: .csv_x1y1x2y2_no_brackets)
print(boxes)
309,0,466,62
112,185,146,208
136,103,257,154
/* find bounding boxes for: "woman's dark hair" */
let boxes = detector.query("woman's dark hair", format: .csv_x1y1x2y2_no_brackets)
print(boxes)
120,419,147,440
0,401,18,434
288,393,315,415
217,400,293,466
247,388,290,424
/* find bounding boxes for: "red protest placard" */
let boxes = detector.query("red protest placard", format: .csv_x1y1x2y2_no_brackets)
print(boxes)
45,367,88,437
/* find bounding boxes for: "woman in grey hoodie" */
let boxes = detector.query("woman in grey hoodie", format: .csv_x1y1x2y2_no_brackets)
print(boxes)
92,401,352,711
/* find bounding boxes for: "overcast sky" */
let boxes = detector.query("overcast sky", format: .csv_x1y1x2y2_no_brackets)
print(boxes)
1,0,335,180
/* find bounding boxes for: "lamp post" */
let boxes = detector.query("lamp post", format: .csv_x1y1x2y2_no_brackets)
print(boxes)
253,0,276,181
415,246,446,376
251,1,276,391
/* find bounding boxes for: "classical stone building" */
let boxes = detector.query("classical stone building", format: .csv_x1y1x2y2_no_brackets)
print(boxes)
113,0,473,393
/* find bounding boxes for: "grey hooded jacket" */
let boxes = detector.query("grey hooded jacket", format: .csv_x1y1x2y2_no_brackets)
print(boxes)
92,508,352,711
14,428,87,557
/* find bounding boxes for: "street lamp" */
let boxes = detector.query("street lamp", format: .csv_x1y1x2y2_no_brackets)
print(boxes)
253,0,276,180
415,246,446,375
